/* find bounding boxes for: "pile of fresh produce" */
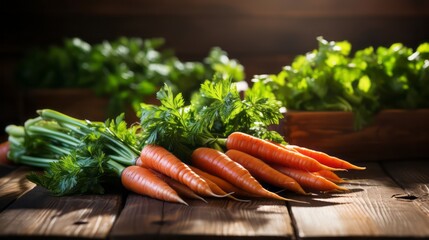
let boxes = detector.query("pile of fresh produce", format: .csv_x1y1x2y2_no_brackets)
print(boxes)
256,37,429,128
17,37,244,116
3,77,364,204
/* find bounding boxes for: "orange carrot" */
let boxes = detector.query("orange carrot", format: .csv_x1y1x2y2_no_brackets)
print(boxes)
225,132,341,172
189,166,251,202
287,145,365,170
121,165,188,205
189,166,257,198
225,149,307,195
313,169,346,183
150,169,207,203
191,147,306,203
272,164,348,192
0,141,12,165
191,169,245,202
137,144,223,197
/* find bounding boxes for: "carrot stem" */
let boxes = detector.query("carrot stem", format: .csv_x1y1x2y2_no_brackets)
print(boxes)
108,160,125,177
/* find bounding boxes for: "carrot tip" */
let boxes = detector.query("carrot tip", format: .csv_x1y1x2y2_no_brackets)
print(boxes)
330,186,350,193
188,194,208,203
227,195,252,202
271,191,309,204
210,191,235,198
337,178,350,183
328,167,348,172
178,198,189,206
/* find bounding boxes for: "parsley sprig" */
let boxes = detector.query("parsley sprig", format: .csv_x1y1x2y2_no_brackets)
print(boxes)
6,109,141,195
140,76,285,158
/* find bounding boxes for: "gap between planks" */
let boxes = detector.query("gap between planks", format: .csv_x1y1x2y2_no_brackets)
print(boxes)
381,160,429,217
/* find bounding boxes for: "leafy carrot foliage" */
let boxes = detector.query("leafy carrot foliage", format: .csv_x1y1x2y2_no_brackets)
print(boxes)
139,76,285,156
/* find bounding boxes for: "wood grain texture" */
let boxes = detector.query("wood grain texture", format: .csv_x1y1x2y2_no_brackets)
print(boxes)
0,186,122,239
111,194,293,240
110,194,164,239
284,109,429,161
289,162,429,239
0,167,35,211
382,160,429,217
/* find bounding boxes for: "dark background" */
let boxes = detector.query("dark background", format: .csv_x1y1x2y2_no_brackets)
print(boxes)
1,0,429,134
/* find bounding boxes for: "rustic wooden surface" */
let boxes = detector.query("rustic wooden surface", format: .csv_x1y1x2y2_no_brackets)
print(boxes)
0,179,122,239
382,160,429,217
111,195,293,240
290,162,429,239
283,109,429,161
0,160,428,239
0,166,35,211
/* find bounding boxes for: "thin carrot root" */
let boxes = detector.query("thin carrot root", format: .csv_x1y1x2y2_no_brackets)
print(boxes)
121,166,188,205
288,145,366,170
150,169,207,203
190,166,258,199
200,175,246,202
226,132,344,172
272,164,349,193
313,169,347,183
189,166,251,202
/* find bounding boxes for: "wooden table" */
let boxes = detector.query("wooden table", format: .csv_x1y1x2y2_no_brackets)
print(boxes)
0,160,428,239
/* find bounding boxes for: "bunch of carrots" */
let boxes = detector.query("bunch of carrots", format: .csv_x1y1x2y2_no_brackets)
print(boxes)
2,110,364,205
127,132,364,205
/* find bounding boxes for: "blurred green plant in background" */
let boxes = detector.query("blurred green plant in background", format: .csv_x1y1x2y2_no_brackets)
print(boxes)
17,37,244,117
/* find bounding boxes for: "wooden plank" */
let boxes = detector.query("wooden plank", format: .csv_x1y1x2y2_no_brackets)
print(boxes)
110,194,164,239
382,160,429,216
289,162,429,239
111,194,293,239
0,166,35,211
0,186,122,239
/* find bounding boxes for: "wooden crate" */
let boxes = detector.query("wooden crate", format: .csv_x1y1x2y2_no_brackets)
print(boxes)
19,89,144,123
282,109,429,162
20,88,110,121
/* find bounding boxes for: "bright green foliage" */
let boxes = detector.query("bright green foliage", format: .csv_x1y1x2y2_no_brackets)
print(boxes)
140,76,285,158
104,113,143,154
140,84,194,158
262,37,429,129
27,141,111,196
192,77,284,142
